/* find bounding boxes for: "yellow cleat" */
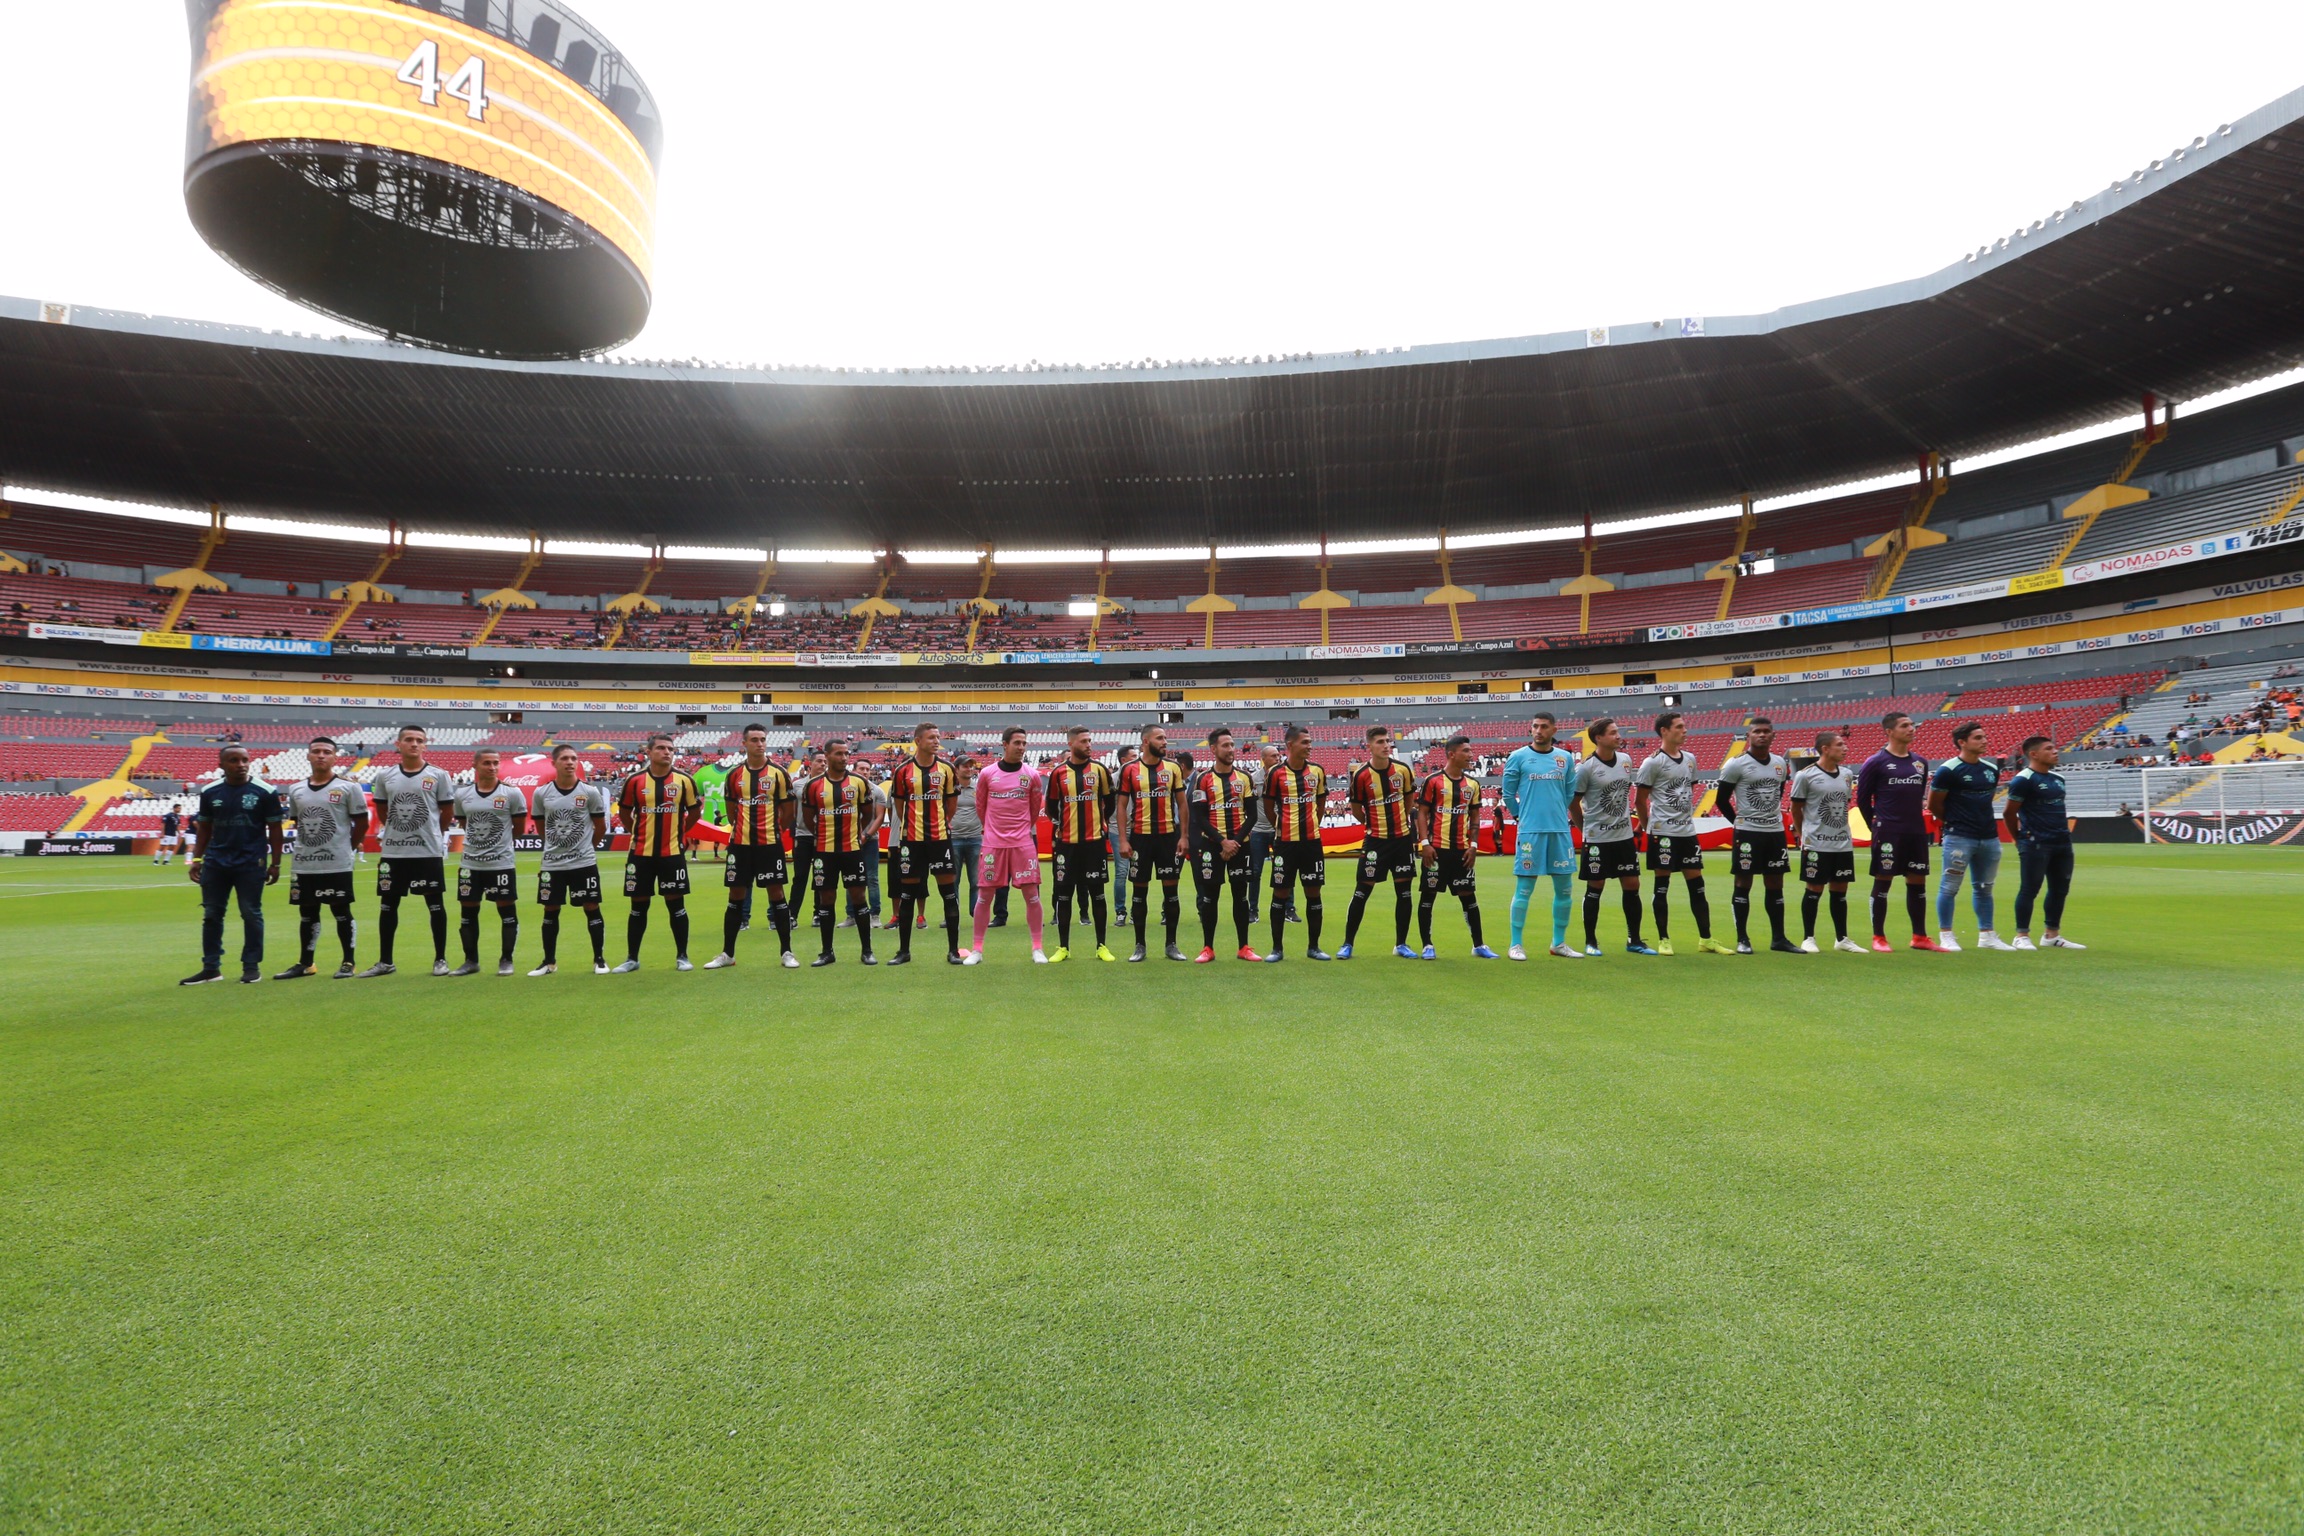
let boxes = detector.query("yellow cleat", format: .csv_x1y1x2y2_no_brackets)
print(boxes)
1654,937,1675,956
1095,945,1117,962
1697,938,1734,955
1047,947,1070,963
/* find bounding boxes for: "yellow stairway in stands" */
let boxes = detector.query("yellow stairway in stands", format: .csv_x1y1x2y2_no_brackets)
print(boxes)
60,731,168,832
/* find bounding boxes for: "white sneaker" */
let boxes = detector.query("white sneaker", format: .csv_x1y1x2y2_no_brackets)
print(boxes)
1507,944,1528,961
1798,937,1820,954
2042,935,2088,949
960,950,981,966
497,960,516,977
2011,935,2038,951
1548,943,1582,959
610,958,639,974
1935,934,1963,952
431,960,452,977
592,961,611,975
1976,932,2014,951
1031,949,1047,964
675,957,694,972
780,952,801,968
1834,938,1867,954
703,953,735,969
527,962,557,976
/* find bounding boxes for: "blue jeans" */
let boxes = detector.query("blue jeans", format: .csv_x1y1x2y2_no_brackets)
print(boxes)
954,837,982,915
862,839,882,916
1937,833,2002,934
200,862,267,972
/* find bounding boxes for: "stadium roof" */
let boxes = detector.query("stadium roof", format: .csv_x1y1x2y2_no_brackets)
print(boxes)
9,87,2304,552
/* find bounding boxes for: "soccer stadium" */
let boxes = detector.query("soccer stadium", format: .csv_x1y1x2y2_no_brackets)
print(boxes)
4,6,2302,1531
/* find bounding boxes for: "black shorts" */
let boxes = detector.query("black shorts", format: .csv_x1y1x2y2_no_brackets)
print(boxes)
1580,838,1641,881
1731,831,1791,876
459,866,519,904
1270,839,1327,888
288,870,354,906
1357,836,1416,886
623,855,691,899
1644,834,1705,873
726,844,789,889
1800,849,1857,886
1422,848,1476,897
1129,828,1183,882
1194,843,1251,888
1051,840,1109,889
1869,834,1931,879
893,838,955,892
812,850,869,896
538,866,603,908
377,856,446,898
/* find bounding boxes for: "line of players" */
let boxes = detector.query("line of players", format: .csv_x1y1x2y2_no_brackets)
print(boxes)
176,708,2083,983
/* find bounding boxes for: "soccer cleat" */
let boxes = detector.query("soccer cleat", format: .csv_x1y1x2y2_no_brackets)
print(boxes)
1798,938,1821,954
355,962,396,979
1194,946,1215,964
1096,945,1117,963
240,969,263,984
1031,949,1048,964
497,960,517,977
1395,944,1419,960
1697,938,1735,955
674,957,694,972
1735,940,1755,955
446,961,482,977
1129,944,1148,963
1911,936,1947,953
2041,935,2088,949
1420,944,1437,961
860,953,879,965
1307,946,1333,961
1870,936,1894,954
885,951,912,967
1626,941,1659,957
592,961,611,975
1549,944,1581,960
1770,939,1801,955
1335,942,1354,960
782,952,803,968
527,962,557,976
1933,935,1963,953
1047,947,1069,964
1654,938,1675,956
1471,945,1499,959
1508,945,1528,961
703,953,736,969
1263,949,1284,963
431,960,452,977
1834,938,1867,954
331,962,357,980
274,963,315,980
1583,944,1604,958
917,913,928,930
1976,933,2015,951
2010,935,2038,950
610,959,640,974
838,916,856,929
958,949,981,966
1236,946,1263,962
1167,942,1191,962
811,952,837,967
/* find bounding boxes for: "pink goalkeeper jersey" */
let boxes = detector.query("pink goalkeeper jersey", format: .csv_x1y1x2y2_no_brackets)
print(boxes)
975,761,1044,850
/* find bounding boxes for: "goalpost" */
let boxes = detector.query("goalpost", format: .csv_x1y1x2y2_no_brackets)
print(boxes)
2137,761,2304,845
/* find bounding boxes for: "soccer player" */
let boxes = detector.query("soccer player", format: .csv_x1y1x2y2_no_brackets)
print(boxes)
359,724,455,977
1855,711,1937,952
1045,725,1118,962
1189,726,1260,961
1115,724,1190,961
789,747,825,914
1415,734,1495,958
156,806,179,864
2004,734,2085,949
1110,741,1138,928
1572,717,1654,956
276,737,365,979
1261,725,1332,961
965,727,1045,963
1930,720,2009,951
529,744,609,975
1789,732,1865,953
1340,724,1417,959
1715,717,1795,954
1635,711,1722,954
886,722,964,964
705,724,800,969
1500,712,1579,959
180,745,284,985
449,747,526,976
613,733,701,972
801,738,880,965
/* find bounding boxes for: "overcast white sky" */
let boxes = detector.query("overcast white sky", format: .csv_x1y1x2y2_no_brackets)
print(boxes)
2,1,2298,370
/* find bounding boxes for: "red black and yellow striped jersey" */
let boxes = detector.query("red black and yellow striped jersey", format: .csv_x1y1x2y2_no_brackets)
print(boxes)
1192,767,1257,839
619,769,700,858
1117,755,1187,835
1350,760,1417,840
1265,761,1328,842
803,772,874,854
889,755,958,841
723,762,793,846
1418,771,1480,851
1046,758,1116,843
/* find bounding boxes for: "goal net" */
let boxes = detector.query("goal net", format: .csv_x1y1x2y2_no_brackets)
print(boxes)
2137,762,2304,845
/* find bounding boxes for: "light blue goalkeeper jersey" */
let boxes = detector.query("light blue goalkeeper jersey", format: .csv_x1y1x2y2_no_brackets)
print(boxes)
1501,744,1577,834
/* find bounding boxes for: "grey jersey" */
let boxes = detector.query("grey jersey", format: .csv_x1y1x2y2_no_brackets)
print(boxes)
531,780,608,871
1634,750,1700,838
1791,764,1856,853
1717,750,1791,833
371,762,455,859
284,777,364,874
455,782,527,871
1574,753,1639,844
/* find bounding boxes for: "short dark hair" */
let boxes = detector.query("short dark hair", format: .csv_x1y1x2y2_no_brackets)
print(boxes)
913,721,936,739
1284,724,1309,744
1654,712,1683,735
1814,731,1841,752
742,723,767,738
1001,726,1027,744
647,731,675,748
1444,734,1472,754
552,743,579,759
1882,711,1911,731
2021,734,2053,756
1366,724,1391,743
1139,722,1162,740
1589,716,1618,740
1951,720,1985,745
1205,726,1233,746
309,735,337,748
1747,716,1773,730
476,746,501,759
219,744,248,759
1067,724,1092,739
397,723,426,738
1530,711,1556,726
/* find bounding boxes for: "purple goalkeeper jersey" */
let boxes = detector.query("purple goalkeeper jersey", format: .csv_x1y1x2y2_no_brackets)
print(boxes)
1856,749,1931,836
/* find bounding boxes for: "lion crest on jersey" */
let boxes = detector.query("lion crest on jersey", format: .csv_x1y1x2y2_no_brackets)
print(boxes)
387,793,431,841
466,799,511,861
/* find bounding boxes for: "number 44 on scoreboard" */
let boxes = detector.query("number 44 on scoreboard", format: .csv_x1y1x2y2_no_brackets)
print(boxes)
396,39,488,123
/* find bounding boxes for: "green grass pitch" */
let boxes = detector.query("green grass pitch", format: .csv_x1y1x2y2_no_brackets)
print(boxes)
3,846,2299,1533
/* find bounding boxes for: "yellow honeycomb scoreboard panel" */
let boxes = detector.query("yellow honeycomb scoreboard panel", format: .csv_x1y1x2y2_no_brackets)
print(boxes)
191,0,656,280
